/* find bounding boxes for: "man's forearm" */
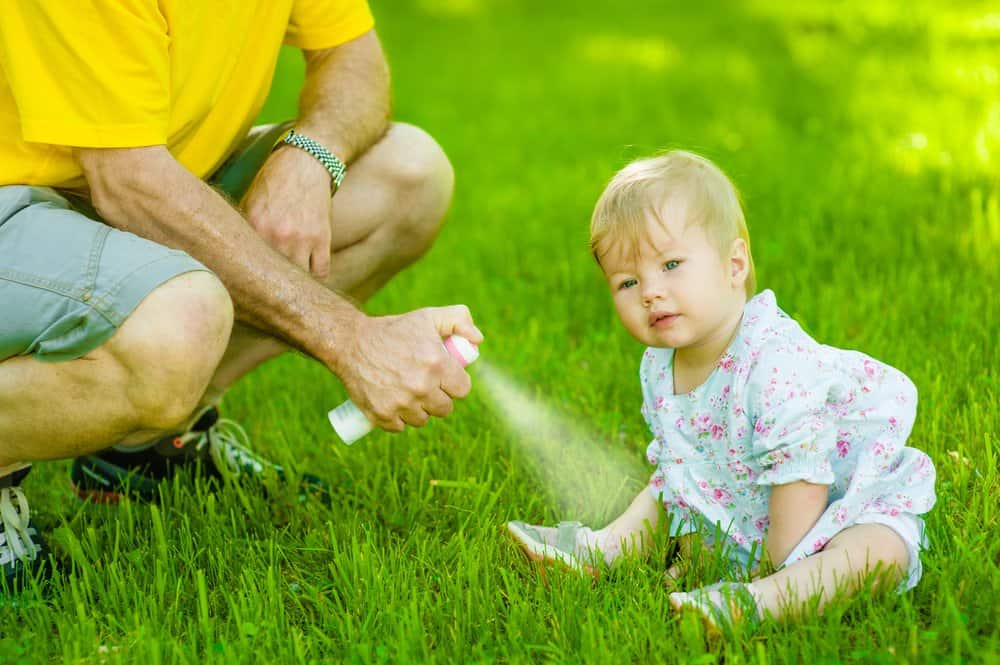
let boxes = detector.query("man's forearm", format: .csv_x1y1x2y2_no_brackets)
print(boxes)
294,30,391,164
81,146,362,372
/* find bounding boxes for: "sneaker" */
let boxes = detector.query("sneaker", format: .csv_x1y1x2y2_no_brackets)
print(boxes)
70,407,329,504
1,465,48,591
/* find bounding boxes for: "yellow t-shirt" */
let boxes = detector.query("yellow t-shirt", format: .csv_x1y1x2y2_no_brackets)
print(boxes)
0,0,374,188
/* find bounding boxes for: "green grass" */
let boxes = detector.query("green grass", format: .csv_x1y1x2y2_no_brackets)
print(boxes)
7,0,999,662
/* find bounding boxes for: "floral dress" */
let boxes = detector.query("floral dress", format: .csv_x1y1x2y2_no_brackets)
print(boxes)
642,290,936,589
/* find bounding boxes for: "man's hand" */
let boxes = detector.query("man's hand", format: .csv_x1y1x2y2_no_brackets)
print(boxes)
241,29,389,280
243,144,334,278
334,305,484,432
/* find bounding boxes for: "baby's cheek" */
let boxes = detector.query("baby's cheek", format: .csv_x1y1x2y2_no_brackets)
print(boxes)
618,309,647,342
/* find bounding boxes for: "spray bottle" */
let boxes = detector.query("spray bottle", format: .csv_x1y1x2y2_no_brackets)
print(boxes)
329,335,480,445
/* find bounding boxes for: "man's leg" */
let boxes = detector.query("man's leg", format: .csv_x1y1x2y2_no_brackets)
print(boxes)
1,273,230,585
207,121,455,391
323,121,455,301
0,271,233,465
0,184,234,463
0,182,234,583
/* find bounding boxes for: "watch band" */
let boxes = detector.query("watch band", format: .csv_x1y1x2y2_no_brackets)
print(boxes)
274,128,346,192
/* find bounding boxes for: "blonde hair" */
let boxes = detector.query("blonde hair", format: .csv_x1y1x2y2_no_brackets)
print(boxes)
590,150,756,297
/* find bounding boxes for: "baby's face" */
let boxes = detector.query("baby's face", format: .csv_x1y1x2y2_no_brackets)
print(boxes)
599,198,746,351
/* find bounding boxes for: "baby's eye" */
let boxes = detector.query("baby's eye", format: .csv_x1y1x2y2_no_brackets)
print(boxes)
618,278,637,290
664,260,681,271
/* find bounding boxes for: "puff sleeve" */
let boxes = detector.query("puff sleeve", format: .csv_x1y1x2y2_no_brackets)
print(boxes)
749,353,842,487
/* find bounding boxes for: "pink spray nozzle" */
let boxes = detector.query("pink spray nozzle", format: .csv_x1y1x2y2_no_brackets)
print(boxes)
443,335,479,367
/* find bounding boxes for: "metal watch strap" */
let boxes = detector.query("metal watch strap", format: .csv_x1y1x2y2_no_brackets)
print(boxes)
274,128,346,192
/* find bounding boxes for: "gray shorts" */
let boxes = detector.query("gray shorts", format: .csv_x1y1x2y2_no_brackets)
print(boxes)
0,122,290,363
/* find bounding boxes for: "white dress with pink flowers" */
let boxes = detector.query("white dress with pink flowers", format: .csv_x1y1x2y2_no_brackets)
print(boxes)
642,290,936,589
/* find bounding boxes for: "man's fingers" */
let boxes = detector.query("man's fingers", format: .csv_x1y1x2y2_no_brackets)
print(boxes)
422,388,455,418
292,244,312,273
346,307,484,437
427,304,484,344
439,362,472,399
370,411,406,433
310,224,332,278
399,405,431,428
267,233,309,272
311,246,330,279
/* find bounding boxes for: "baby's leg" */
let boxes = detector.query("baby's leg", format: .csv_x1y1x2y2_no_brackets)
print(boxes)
750,523,909,620
588,488,661,560
507,489,661,571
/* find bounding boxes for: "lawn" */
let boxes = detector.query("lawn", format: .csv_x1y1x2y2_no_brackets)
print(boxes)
5,0,999,663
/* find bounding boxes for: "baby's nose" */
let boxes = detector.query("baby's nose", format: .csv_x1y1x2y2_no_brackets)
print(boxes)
642,278,667,305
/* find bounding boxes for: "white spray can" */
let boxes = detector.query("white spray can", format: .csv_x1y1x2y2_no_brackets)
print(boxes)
328,335,480,445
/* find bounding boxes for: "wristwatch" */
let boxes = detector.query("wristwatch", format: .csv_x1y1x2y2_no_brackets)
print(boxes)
274,128,346,194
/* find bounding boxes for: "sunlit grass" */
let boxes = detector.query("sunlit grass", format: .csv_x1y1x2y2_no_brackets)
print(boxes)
5,1,997,662
577,35,679,72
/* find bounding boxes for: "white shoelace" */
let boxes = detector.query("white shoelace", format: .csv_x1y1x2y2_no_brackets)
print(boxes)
174,418,272,481
0,486,40,567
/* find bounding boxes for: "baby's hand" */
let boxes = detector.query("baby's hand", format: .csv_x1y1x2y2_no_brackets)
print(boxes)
664,559,690,589
666,562,684,580
663,534,707,589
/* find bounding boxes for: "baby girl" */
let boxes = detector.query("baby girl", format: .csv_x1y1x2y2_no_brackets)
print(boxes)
506,150,936,631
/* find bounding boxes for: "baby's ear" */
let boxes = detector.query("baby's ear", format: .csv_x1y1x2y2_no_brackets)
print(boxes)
728,238,750,286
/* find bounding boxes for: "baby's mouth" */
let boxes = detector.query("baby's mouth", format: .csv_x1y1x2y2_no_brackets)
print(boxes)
649,311,679,327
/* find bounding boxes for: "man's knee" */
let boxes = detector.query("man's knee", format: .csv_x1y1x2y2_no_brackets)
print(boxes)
382,123,454,254
108,271,233,430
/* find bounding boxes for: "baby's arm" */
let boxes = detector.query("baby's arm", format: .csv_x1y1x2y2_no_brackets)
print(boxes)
598,487,661,555
766,481,829,567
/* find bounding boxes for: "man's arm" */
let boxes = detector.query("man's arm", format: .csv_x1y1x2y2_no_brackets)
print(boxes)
244,30,390,277
765,480,829,567
79,145,361,367
297,30,390,164
78,146,480,431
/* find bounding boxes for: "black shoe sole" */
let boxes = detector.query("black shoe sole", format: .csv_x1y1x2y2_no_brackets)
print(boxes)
70,455,162,504
71,454,332,506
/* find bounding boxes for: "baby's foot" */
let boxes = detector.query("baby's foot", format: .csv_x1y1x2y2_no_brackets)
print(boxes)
669,582,763,635
505,520,609,577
